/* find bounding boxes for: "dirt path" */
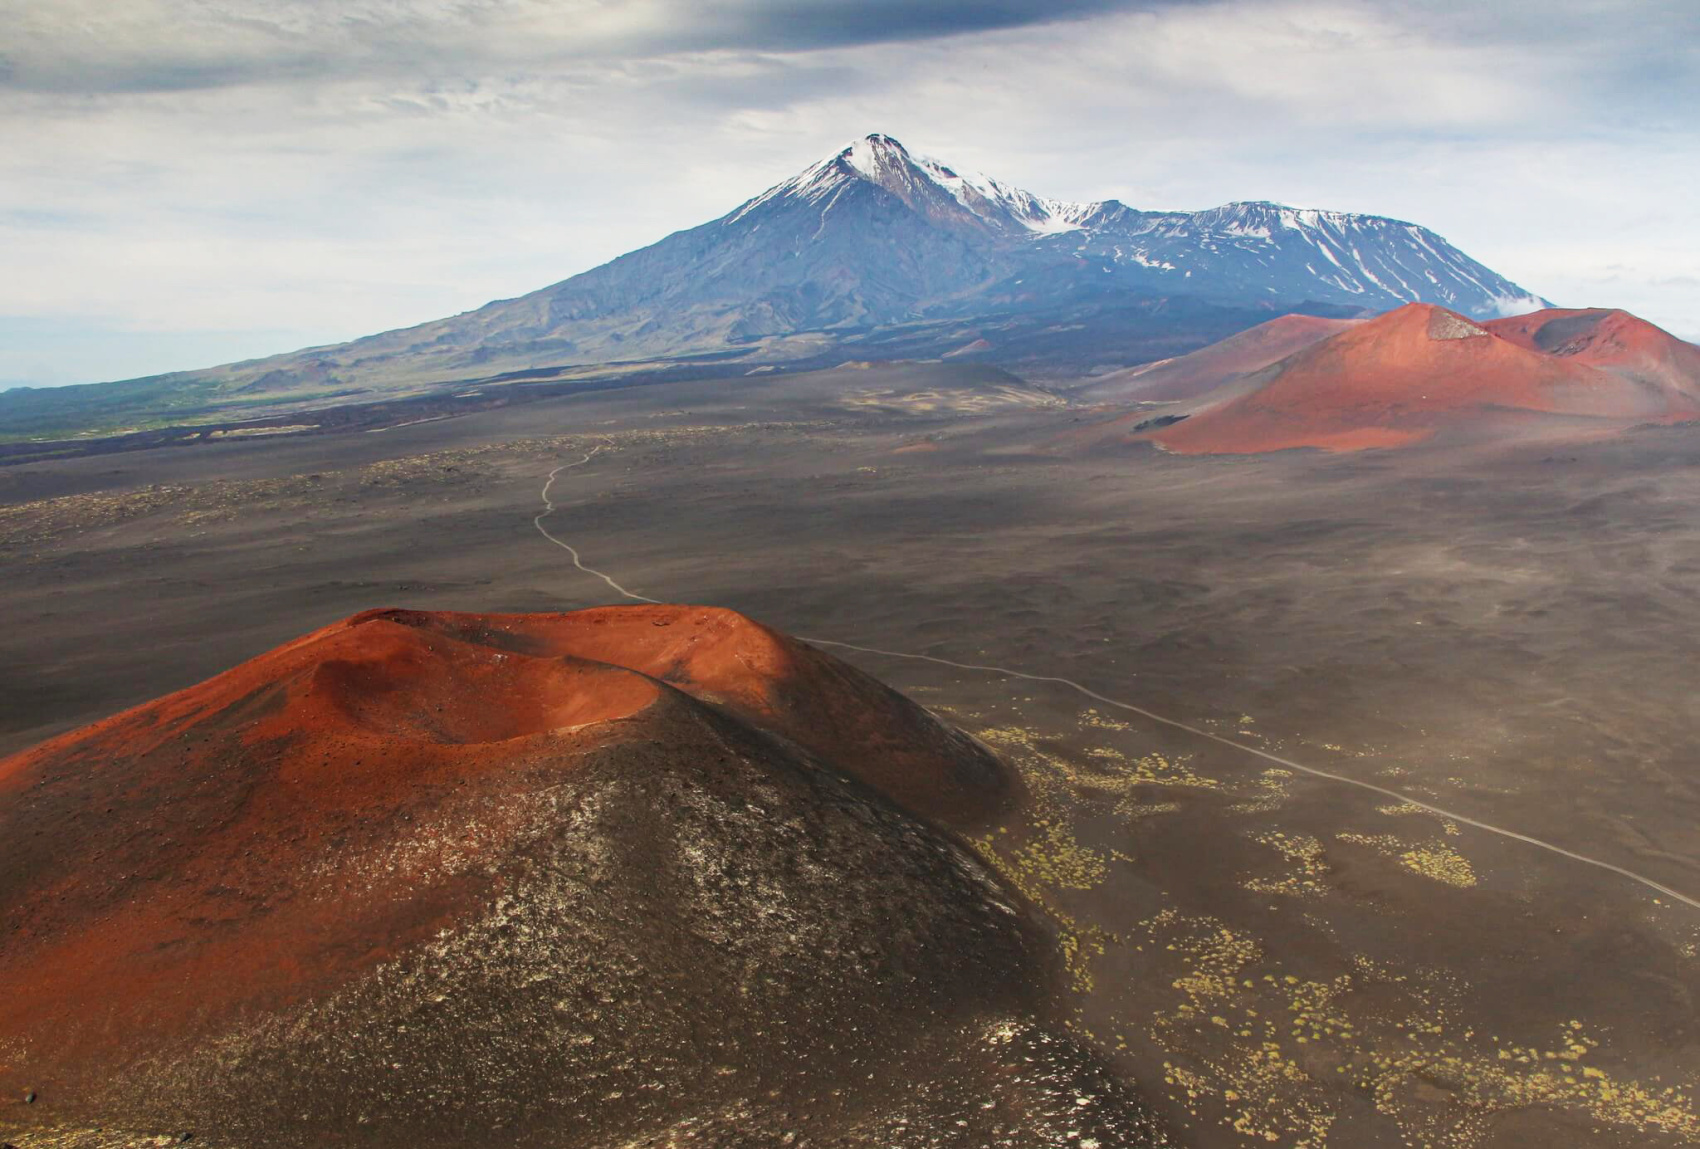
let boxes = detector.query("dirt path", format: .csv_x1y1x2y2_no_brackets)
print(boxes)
534,444,663,605
532,447,1700,913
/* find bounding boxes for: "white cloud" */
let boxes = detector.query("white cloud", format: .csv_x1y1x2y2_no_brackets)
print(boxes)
1489,294,1548,318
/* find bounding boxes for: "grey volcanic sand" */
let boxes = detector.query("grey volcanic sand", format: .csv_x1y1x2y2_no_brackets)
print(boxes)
2,363,1698,1146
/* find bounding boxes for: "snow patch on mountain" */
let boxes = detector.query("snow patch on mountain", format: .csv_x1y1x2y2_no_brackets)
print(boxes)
739,133,1107,238
918,162,1100,235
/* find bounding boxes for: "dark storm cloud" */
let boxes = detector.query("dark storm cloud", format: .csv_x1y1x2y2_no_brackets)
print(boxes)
681,0,1154,51
3,0,1691,112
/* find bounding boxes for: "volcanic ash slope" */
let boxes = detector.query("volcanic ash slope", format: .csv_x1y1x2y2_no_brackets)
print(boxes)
1151,303,1700,454
0,605,1171,1148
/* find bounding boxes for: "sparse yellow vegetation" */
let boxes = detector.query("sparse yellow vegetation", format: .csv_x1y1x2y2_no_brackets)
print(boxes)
1241,831,1329,898
1338,831,1477,888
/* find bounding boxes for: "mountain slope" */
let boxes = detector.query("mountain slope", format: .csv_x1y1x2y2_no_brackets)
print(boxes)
1484,307,1700,397
0,134,1550,441
0,605,1170,1147
1147,304,1698,454
251,135,1546,382
1040,200,1543,316
1080,312,1363,401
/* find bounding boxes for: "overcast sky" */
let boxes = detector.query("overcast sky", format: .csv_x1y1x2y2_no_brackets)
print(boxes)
1,0,1695,388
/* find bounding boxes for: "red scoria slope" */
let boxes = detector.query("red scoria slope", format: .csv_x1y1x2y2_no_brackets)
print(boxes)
0,606,1162,1149
1081,312,1363,402
1484,307,1700,399
1152,303,1700,454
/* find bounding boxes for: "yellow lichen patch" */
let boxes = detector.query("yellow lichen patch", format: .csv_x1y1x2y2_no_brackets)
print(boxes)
1397,844,1476,888
973,724,1086,811
1232,767,1295,814
1328,960,1700,1144
960,703,1692,1148
970,830,1110,994
1338,832,1477,888
1133,910,1337,1146
1140,908,1262,1008
967,723,1120,994
1109,751,1223,798
1084,818,1700,1149
1345,1019,1699,1143
1284,975,1358,1046
978,721,1220,812
1079,708,1132,732
1057,924,1113,994
1375,800,1462,836
975,723,1052,751
1164,1050,1336,1147
1009,817,1110,891
1122,907,1700,1149
1241,831,1330,899
1302,738,1378,759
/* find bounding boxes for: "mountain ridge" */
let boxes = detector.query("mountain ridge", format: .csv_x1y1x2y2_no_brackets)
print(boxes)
0,133,1550,440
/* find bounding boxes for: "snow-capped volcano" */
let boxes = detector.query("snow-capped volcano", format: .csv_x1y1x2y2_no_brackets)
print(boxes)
730,134,1544,316
734,133,1106,238
36,133,1552,405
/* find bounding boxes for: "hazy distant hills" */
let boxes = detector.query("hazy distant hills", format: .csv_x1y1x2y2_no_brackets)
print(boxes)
1,133,1549,440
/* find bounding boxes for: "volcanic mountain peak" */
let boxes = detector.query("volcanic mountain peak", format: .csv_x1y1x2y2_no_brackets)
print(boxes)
842,130,908,171
1318,304,1700,393
0,605,1004,1018
2,604,1008,824
1263,303,1601,388
1484,307,1700,390
1487,306,1637,353
734,133,908,213
1424,307,1492,340
734,132,1106,237
1302,301,1497,351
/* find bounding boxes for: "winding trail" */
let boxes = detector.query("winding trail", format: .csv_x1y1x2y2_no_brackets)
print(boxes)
533,445,1700,913
535,446,663,605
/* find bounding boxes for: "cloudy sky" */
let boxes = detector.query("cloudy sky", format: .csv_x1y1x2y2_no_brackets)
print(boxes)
1,0,1695,388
